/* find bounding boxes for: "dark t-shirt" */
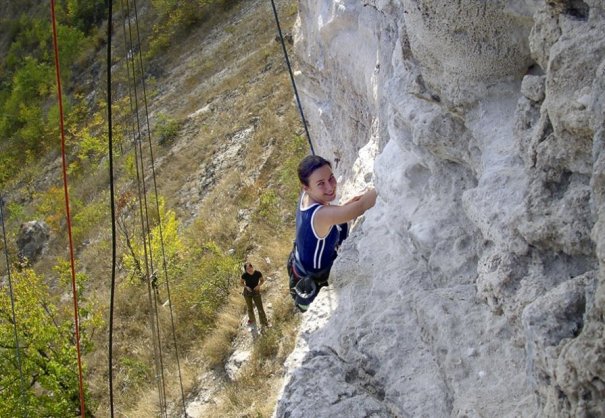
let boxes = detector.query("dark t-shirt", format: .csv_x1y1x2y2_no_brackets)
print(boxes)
241,270,262,288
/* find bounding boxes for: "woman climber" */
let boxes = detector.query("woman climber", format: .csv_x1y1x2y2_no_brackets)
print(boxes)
288,155,377,311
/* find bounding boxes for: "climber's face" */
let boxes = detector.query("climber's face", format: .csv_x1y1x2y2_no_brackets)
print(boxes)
304,164,337,205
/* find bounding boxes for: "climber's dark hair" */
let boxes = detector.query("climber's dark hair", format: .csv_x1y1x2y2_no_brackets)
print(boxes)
298,155,332,186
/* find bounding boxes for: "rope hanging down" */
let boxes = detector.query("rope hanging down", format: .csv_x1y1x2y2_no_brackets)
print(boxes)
1,196,28,417
128,0,187,410
50,1,87,416
270,0,315,155
118,0,187,414
120,0,169,414
106,0,118,415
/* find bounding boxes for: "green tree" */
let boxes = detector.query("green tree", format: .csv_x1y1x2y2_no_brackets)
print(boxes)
5,17,52,71
154,113,181,146
0,268,92,417
0,14,87,188
66,0,106,34
56,23,88,80
121,196,185,286
0,56,57,164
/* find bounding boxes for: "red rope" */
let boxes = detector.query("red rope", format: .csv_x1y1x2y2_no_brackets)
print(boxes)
50,2,87,416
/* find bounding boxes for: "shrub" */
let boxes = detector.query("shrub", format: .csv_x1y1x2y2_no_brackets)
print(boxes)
256,189,279,224
154,113,181,146
35,186,67,232
0,268,94,417
118,356,152,391
255,327,279,359
72,194,109,247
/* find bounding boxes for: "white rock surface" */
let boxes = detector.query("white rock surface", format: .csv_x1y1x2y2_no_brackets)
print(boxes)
275,1,605,417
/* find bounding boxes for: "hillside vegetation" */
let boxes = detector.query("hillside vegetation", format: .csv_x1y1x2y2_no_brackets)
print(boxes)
0,0,304,416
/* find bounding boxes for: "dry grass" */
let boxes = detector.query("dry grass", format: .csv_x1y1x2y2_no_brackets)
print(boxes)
209,276,301,417
201,290,247,367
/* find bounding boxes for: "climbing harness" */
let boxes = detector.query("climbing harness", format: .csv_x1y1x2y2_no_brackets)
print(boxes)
287,222,348,311
287,242,331,311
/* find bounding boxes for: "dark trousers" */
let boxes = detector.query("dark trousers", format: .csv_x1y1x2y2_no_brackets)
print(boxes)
243,289,268,326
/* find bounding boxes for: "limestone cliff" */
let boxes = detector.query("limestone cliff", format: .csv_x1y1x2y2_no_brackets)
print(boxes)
275,1,605,416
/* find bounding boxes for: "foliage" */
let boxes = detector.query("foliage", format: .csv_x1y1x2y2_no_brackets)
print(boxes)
35,186,68,232
256,189,279,225
0,57,54,156
53,259,105,351
121,196,186,285
175,240,240,336
5,17,52,71
0,268,93,417
124,153,138,179
108,97,130,151
72,194,109,247
74,128,108,169
35,187,106,243
67,103,111,176
0,153,18,187
147,0,243,58
0,11,89,189
154,113,181,146
56,24,89,79
117,193,241,348
66,0,106,34
117,356,152,391
149,202,186,284
5,201,26,225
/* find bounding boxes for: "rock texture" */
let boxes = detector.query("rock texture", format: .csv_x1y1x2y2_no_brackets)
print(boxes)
16,221,50,264
275,1,605,417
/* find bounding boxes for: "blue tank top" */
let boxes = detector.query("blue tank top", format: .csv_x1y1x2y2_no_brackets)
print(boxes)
295,193,340,273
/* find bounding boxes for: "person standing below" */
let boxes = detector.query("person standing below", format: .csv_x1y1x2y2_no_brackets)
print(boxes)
240,262,269,328
290,155,377,311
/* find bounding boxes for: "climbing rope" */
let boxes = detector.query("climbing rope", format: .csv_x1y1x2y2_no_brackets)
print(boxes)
120,0,168,414
129,0,188,410
269,0,315,155
126,0,187,411
106,0,118,415
50,1,87,416
0,196,28,417
133,0,187,408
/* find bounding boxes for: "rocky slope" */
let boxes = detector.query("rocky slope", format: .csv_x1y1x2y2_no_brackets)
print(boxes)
275,1,605,416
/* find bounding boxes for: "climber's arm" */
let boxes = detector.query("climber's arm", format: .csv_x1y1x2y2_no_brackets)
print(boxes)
314,189,377,237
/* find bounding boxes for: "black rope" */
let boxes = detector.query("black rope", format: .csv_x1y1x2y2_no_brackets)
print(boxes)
106,0,117,415
130,0,187,412
121,0,168,414
269,0,315,155
0,196,28,417
126,1,173,414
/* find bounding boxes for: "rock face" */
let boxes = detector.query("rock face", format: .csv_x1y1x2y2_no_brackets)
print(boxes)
275,1,605,417
16,221,50,264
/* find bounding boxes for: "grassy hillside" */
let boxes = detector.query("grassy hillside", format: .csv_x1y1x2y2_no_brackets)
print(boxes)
0,0,305,416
